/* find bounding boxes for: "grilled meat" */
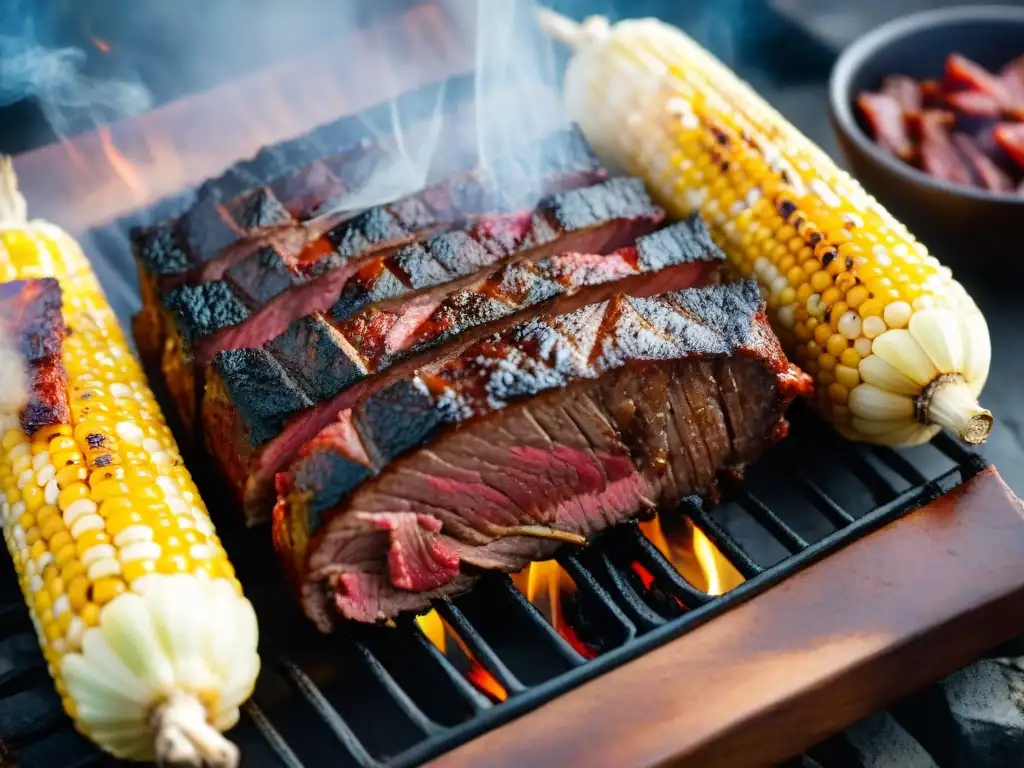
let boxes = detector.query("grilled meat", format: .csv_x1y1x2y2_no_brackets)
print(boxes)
132,124,600,362
271,280,810,628
0,278,68,434
188,126,605,285
131,136,387,363
203,219,720,517
161,177,660,433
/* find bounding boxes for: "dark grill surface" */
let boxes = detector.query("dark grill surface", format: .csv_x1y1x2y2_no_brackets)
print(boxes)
0,16,1002,764
0,400,986,767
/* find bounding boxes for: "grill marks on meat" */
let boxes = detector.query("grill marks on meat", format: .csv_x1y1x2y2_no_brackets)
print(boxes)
273,281,811,628
190,127,604,288
166,176,660,449
164,146,616,369
211,217,719,520
165,177,638,376
0,279,68,434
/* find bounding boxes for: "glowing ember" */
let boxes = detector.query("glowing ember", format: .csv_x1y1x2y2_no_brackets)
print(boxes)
415,610,508,702
639,516,745,596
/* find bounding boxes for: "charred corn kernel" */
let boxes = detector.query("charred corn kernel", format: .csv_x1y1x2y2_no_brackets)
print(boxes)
545,11,993,446
0,158,257,766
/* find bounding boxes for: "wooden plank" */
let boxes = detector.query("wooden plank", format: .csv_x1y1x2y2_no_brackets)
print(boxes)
10,2,472,234
428,466,1024,768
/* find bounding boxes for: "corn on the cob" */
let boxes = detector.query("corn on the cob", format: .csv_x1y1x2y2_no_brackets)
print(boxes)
0,158,259,766
537,11,993,448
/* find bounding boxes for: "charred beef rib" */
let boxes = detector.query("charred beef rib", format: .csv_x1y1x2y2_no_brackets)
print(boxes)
205,219,723,519
133,125,602,364
0,278,68,434
158,132,609,369
130,98,495,361
161,175,661,443
272,280,811,629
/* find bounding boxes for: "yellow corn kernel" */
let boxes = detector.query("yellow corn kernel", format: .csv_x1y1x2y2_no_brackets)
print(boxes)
553,11,993,446
0,160,258,763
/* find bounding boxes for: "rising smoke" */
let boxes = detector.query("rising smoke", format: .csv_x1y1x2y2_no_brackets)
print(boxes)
0,0,750,322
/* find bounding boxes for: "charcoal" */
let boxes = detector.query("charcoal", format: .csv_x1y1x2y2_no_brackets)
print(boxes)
843,712,939,767
937,658,1024,768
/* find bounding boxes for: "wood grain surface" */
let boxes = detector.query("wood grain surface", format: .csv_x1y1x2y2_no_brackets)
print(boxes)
428,466,1024,768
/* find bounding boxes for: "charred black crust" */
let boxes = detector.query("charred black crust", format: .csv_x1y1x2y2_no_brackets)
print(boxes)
635,218,725,270
354,379,445,467
179,197,238,263
225,245,304,306
211,348,313,446
0,278,64,361
131,223,190,276
293,448,374,532
163,281,249,348
391,241,455,290
328,207,408,258
295,282,767,527
225,187,293,230
542,177,656,232
487,125,604,190
265,316,363,401
329,268,407,322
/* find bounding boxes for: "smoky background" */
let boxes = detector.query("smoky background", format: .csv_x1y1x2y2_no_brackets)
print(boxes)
0,0,803,315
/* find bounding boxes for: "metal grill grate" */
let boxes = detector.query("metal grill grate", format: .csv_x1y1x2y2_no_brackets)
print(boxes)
0,403,986,768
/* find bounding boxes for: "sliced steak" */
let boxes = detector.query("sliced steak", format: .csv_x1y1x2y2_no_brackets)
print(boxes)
162,177,661,438
272,281,811,628
181,177,659,363
130,137,387,365
189,126,604,285
0,278,68,434
204,219,719,520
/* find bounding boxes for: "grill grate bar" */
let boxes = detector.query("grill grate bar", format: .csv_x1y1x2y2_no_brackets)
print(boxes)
584,550,669,630
871,447,929,487
681,498,765,579
276,656,380,768
789,473,857,527
833,441,900,504
399,619,497,712
433,602,527,696
557,550,640,642
243,701,309,768
350,641,445,736
931,430,981,467
620,524,715,608
489,578,588,667
726,481,811,554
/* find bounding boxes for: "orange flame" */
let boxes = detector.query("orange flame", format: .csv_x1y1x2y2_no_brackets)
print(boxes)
510,560,598,659
90,36,111,54
638,516,745,596
96,127,147,200
416,610,508,702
